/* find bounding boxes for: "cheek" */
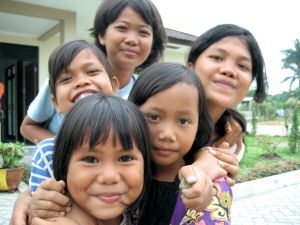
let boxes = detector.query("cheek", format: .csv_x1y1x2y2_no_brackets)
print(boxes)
126,165,144,196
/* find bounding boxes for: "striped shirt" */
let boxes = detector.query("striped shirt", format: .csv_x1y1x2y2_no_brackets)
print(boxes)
29,137,55,194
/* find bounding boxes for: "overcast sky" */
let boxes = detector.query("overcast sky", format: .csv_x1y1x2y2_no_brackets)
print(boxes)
151,0,300,95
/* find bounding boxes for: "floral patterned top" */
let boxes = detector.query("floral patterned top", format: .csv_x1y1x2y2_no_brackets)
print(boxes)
170,177,232,225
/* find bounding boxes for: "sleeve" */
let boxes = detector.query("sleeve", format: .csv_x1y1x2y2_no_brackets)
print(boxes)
171,179,232,225
29,140,54,194
27,79,56,123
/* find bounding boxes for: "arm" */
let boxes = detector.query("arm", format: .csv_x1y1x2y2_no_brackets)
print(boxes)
177,143,239,210
20,115,55,144
9,189,31,225
20,79,58,144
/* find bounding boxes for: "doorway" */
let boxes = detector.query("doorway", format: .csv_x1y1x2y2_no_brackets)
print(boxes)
0,43,38,142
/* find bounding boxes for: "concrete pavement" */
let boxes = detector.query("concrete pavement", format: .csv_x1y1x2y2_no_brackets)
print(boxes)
1,170,300,225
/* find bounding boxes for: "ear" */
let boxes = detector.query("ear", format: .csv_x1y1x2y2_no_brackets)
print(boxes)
187,62,195,69
111,76,119,96
51,95,61,113
98,34,106,46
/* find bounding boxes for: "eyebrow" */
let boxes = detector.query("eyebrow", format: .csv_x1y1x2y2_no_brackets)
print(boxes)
114,20,152,29
210,47,252,62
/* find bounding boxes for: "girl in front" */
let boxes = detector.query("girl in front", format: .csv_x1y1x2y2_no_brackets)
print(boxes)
32,94,152,225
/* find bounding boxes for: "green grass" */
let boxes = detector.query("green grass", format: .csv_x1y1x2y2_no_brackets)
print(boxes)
236,135,300,183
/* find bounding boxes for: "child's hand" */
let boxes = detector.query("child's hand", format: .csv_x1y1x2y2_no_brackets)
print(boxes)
178,165,213,211
207,142,240,186
213,118,243,148
29,178,71,222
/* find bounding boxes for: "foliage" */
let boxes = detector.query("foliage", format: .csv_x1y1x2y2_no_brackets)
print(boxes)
256,135,281,155
236,160,300,183
251,103,257,134
281,39,300,90
288,107,299,153
0,141,25,169
237,135,300,183
22,164,31,184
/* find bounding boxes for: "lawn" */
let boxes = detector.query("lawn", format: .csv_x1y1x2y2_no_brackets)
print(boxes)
236,135,300,183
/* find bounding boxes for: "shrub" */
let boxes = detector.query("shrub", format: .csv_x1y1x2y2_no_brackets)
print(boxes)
236,160,300,183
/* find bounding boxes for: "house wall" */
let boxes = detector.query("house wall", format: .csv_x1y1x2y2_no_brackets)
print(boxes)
163,47,190,65
0,33,60,87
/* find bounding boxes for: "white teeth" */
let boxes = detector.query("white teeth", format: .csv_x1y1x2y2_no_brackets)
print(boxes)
74,93,94,102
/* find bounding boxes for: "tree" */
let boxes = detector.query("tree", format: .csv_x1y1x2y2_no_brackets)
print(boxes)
288,107,299,153
281,39,300,91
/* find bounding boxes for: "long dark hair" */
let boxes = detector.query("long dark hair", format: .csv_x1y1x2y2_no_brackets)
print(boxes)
188,24,267,103
129,62,212,164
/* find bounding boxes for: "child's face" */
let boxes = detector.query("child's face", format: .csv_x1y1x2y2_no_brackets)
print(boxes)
192,36,253,111
139,82,199,170
52,49,118,115
99,6,153,73
67,129,144,220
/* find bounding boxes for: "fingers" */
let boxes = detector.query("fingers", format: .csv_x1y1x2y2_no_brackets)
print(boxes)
208,147,239,167
234,137,244,156
208,147,240,179
225,176,236,187
180,167,213,210
29,179,71,221
178,165,198,185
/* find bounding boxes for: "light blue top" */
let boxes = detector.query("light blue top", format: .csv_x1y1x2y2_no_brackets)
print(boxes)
27,80,63,134
27,74,138,134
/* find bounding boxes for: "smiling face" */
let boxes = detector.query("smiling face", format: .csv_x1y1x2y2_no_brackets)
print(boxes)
139,82,199,175
67,129,144,221
191,37,253,115
99,6,153,75
52,48,118,115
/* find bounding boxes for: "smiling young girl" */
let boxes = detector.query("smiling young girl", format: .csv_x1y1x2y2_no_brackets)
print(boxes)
170,23,268,224
32,94,152,225
128,62,217,225
20,0,167,144
29,39,119,193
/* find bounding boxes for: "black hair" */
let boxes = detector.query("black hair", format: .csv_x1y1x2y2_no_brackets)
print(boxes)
53,93,152,222
48,40,112,99
188,24,268,103
213,108,247,143
90,0,167,70
128,62,212,164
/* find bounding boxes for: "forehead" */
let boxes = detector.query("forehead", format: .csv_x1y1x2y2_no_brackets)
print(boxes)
142,82,199,111
115,6,148,25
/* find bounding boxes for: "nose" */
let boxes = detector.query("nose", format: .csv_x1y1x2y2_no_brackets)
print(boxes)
75,75,91,88
124,31,138,46
219,60,236,78
97,163,121,185
158,122,176,142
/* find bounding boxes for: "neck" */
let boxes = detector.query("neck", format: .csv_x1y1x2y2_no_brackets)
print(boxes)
207,103,226,126
154,158,185,182
68,199,122,225
109,60,135,88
